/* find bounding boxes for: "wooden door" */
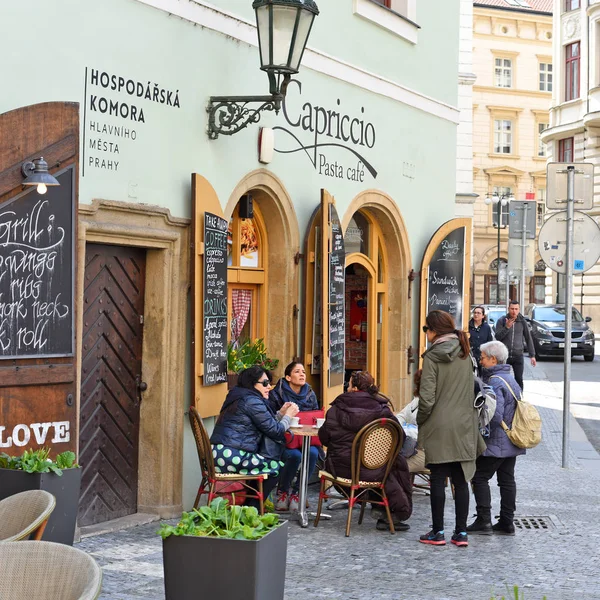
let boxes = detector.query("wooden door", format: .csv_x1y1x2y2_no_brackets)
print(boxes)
78,244,146,526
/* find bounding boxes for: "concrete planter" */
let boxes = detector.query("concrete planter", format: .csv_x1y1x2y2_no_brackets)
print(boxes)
162,520,288,600
0,467,82,545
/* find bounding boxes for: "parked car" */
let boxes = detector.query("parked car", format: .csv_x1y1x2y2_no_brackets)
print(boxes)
470,304,506,335
524,304,595,362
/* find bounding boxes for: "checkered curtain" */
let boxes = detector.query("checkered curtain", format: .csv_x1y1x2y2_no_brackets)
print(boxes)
231,289,252,342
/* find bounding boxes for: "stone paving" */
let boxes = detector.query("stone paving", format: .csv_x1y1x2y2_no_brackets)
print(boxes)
77,363,600,600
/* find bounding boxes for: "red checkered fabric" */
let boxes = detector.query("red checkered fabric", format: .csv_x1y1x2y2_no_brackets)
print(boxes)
231,289,252,341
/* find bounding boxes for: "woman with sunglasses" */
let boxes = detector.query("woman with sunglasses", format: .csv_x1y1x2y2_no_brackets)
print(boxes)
211,365,299,508
418,311,486,547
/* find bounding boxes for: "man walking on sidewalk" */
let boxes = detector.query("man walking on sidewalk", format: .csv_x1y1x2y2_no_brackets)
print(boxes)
494,300,536,390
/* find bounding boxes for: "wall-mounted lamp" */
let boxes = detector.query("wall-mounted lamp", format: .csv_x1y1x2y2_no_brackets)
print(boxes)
21,157,60,195
207,0,319,139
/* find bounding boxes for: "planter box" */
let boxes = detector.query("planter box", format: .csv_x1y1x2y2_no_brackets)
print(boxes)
163,521,288,600
0,467,82,545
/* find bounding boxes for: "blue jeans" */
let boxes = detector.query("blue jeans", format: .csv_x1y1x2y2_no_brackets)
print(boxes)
278,446,319,494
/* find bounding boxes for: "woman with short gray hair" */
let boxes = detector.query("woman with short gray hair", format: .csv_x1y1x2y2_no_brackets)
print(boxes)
467,340,525,537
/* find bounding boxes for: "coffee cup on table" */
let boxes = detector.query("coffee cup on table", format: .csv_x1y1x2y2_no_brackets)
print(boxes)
290,416,300,427
315,418,326,428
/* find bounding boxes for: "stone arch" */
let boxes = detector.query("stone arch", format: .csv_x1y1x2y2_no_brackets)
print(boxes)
480,246,508,271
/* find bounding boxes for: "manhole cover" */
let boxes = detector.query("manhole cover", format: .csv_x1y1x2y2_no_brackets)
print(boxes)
513,516,555,531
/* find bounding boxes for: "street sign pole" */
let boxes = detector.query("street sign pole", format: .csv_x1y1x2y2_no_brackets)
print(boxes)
562,166,575,469
519,202,528,310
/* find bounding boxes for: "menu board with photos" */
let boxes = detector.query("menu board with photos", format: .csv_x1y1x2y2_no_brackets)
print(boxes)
203,212,228,386
0,167,74,358
426,226,465,327
328,205,345,384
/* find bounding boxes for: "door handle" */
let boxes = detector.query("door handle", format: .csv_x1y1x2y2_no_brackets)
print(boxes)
136,375,148,404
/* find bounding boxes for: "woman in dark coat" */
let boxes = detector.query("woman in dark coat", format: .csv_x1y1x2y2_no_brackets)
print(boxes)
318,371,412,530
467,340,525,537
469,306,494,367
210,365,299,508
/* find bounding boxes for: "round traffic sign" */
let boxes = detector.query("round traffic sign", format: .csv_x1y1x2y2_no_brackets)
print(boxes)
538,211,600,274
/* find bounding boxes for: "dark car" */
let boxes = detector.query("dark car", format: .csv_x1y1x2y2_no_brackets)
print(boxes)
524,304,595,361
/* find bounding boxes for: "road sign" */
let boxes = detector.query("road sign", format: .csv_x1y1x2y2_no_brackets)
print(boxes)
546,162,594,210
508,200,536,239
538,210,600,274
508,238,535,276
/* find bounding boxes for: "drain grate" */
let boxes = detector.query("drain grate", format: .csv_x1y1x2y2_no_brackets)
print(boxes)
513,516,555,531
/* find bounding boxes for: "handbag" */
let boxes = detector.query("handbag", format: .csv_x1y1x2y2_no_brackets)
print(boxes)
285,410,324,450
258,434,286,461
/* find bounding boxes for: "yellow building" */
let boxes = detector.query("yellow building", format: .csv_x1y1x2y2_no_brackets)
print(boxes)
472,0,552,307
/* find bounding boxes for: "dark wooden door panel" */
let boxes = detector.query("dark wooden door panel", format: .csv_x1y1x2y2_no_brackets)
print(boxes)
78,244,145,527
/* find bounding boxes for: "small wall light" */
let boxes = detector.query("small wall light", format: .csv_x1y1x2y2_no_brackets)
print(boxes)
21,157,59,195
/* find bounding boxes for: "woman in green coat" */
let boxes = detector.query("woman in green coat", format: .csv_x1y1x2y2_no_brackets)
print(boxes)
417,310,485,548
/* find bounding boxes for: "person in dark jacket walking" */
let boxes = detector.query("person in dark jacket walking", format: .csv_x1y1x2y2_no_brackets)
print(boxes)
211,365,299,509
467,341,525,536
318,371,413,531
494,300,536,390
268,361,320,512
469,306,494,366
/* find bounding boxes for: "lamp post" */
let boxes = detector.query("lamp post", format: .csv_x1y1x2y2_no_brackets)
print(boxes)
484,191,514,304
207,0,319,139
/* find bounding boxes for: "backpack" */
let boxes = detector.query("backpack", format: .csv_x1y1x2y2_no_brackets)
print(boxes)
474,377,497,438
491,375,542,449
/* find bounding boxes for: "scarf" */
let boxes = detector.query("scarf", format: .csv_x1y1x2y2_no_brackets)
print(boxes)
431,332,458,346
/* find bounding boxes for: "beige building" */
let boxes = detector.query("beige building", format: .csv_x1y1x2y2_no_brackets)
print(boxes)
472,0,553,307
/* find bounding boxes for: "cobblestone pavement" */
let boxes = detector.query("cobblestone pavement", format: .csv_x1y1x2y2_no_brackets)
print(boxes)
77,363,600,600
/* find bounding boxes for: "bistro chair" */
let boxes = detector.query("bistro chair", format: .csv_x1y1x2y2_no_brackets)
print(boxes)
410,469,432,496
0,490,56,542
0,540,102,599
189,406,267,515
314,418,403,537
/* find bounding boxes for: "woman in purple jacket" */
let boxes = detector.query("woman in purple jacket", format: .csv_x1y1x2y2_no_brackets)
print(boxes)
467,341,526,536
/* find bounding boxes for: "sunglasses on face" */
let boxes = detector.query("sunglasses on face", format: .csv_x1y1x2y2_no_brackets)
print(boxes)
422,325,429,333
258,379,271,387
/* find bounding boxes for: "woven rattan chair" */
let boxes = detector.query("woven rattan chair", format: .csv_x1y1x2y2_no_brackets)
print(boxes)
0,540,102,599
189,406,267,515
0,490,56,542
314,418,403,536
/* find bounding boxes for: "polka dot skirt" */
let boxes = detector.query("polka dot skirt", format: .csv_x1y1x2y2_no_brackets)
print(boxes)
211,444,283,476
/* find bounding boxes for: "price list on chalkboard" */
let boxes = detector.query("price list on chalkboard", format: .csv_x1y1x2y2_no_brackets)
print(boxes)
0,167,74,358
328,205,345,384
426,227,465,327
203,212,228,386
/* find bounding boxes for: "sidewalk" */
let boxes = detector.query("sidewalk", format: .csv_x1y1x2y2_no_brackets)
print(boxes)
77,363,600,600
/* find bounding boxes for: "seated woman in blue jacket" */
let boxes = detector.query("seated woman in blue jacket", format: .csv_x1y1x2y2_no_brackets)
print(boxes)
268,361,320,513
210,365,299,509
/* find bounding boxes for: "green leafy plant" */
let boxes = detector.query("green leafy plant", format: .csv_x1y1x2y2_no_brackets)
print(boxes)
490,586,547,600
227,338,279,374
158,497,281,541
0,448,79,476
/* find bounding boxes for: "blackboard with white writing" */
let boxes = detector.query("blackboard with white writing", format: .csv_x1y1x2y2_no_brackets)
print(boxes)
0,167,74,358
329,205,345,385
426,227,465,328
203,212,228,386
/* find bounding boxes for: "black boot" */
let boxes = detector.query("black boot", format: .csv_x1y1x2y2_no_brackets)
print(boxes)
492,519,515,536
466,517,493,535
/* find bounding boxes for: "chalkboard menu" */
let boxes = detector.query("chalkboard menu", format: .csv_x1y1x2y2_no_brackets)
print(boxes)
328,205,345,385
426,226,465,327
0,167,74,358
203,212,228,386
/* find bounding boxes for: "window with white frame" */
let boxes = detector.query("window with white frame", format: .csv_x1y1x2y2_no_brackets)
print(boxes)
536,189,546,227
539,63,552,92
494,119,513,154
354,0,418,44
495,58,513,88
538,123,549,157
492,186,511,227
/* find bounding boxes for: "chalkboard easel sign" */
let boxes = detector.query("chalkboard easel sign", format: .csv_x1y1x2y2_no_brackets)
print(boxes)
328,204,345,387
0,166,75,359
203,212,228,386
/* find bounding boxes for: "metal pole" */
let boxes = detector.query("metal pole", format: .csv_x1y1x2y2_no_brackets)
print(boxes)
562,166,575,469
497,201,501,303
520,202,528,310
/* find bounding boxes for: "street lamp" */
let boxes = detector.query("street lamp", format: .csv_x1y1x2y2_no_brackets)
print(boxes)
484,191,514,304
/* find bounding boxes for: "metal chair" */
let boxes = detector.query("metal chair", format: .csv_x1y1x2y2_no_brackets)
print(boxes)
314,418,403,536
189,406,266,515
0,490,56,542
0,540,102,599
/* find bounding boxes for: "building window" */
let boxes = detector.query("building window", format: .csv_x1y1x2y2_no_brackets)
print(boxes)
536,189,546,227
495,58,513,88
565,42,580,101
529,276,546,304
494,119,513,154
565,0,580,10
371,0,391,5
492,186,511,227
538,123,549,157
559,137,574,162
539,63,553,92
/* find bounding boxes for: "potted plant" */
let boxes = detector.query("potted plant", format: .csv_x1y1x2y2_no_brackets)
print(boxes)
0,447,81,545
227,338,279,388
159,497,288,600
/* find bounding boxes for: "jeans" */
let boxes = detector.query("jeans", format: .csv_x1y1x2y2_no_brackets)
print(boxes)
278,446,319,494
471,455,517,523
428,462,469,533
507,355,524,391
